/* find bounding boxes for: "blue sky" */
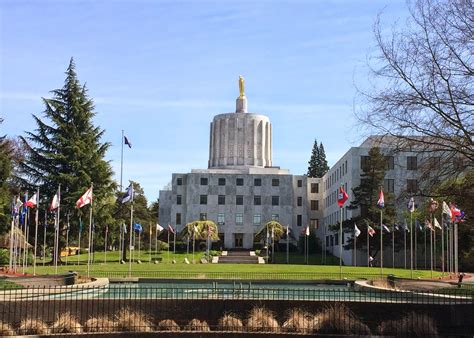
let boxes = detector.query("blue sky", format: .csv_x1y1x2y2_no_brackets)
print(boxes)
0,0,407,202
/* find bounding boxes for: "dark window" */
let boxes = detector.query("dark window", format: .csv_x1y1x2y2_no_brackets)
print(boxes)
177,178,183,186
311,183,319,193
218,195,225,205
236,178,244,186
384,179,395,193
272,196,279,206
310,218,319,229
297,179,302,187
334,233,339,246
407,179,418,193
236,195,244,205
200,177,208,185
218,178,226,186
272,178,280,186
176,213,181,225
254,178,262,186
330,235,334,246
271,214,279,221
385,156,394,170
297,197,302,206
200,195,207,205
254,195,261,206
199,213,207,221
407,156,417,170
326,236,329,247
297,214,302,227
311,200,319,210
177,195,182,205
361,156,370,171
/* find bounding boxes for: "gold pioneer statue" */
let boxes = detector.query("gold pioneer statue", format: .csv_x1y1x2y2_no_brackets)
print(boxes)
239,75,245,98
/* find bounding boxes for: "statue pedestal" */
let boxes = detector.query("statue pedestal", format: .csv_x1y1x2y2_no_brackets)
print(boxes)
236,96,248,113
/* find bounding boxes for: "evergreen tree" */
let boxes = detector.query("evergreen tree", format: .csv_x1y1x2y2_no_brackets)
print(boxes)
307,139,320,177
0,118,12,233
19,58,115,261
318,142,329,177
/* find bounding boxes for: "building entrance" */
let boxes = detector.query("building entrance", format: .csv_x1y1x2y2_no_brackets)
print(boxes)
234,233,243,248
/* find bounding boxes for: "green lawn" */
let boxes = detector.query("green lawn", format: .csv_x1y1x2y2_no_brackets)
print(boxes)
23,250,444,280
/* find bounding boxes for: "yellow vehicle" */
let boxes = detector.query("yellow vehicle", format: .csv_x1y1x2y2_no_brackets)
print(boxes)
60,246,80,257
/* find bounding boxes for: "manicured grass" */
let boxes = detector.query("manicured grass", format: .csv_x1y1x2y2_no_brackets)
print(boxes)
24,250,444,280
0,278,22,289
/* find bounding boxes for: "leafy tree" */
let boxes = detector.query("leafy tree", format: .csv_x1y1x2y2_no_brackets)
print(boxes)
0,118,12,233
307,140,329,178
254,221,285,242
345,147,396,257
18,58,115,262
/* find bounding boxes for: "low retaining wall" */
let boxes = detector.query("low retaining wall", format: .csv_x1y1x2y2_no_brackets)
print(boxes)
5,272,77,287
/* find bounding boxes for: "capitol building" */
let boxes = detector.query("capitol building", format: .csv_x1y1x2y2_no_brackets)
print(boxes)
159,77,323,249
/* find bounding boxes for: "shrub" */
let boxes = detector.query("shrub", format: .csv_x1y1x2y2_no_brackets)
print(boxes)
377,312,438,336
52,312,83,333
115,307,153,332
84,316,116,332
247,306,280,332
282,308,314,333
217,313,244,331
0,321,15,336
19,318,50,335
157,319,180,331
185,319,210,331
316,303,371,335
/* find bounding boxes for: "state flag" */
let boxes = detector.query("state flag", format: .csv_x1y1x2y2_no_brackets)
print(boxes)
377,188,385,208
367,225,376,237
305,225,310,236
76,186,93,208
442,201,452,218
337,186,349,207
124,135,132,148
434,217,442,229
156,223,164,232
382,224,391,233
168,224,175,234
25,193,38,208
122,184,134,204
407,197,415,213
425,219,434,231
50,189,60,211
354,224,361,237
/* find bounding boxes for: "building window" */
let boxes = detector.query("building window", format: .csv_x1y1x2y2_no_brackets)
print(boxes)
200,177,208,185
218,195,225,205
310,218,319,229
236,178,244,186
271,214,279,221
297,214,302,227
297,197,302,206
217,213,225,225
177,178,183,186
272,196,279,206
254,178,262,186
297,179,302,187
407,179,418,193
235,213,243,225
236,195,244,205
330,235,334,246
326,236,329,247
176,213,181,225
345,160,348,174
177,195,182,205
384,179,395,193
253,214,261,226
254,195,261,206
218,178,226,186
311,200,319,210
200,195,207,205
361,156,370,171
199,213,207,221
335,233,339,245
272,178,280,187
385,156,394,170
311,183,319,193
407,156,417,170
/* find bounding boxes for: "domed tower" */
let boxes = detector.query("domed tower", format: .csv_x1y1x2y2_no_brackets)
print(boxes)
208,76,273,168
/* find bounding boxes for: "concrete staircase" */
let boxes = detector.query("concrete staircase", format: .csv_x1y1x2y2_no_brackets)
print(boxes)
217,250,261,264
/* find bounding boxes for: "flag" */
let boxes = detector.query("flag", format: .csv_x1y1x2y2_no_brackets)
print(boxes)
407,197,415,213
394,224,400,231
442,201,452,218
434,217,442,229
337,186,349,207
428,198,439,214
168,224,175,234
449,203,462,222
402,221,410,233
123,223,127,234
124,135,132,148
156,223,164,232
368,225,376,237
382,224,390,233
286,226,290,236
50,189,60,211
12,196,23,216
354,224,361,237
122,184,134,204
76,186,93,208
377,188,385,208
425,219,434,231
305,225,310,236
133,223,142,233
416,219,422,231
25,193,38,208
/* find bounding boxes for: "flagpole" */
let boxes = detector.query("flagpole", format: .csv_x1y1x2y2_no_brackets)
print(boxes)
120,130,124,191
380,208,383,276
149,225,152,263
339,207,343,279
78,218,82,266
434,216,437,271
87,184,93,278
155,225,158,256
367,228,369,267
43,209,47,267
192,226,195,264
454,221,458,274
392,224,394,269
354,227,357,267
33,188,39,275
441,217,445,274
430,215,433,278
9,217,14,271
424,225,427,270
410,213,413,278
65,213,70,266
286,226,289,264
173,231,176,255
22,197,28,274
167,229,170,264
414,220,417,270
128,191,134,277
104,226,108,264
55,184,61,275
404,223,407,269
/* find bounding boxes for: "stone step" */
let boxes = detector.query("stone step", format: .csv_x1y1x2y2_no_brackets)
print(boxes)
218,256,259,264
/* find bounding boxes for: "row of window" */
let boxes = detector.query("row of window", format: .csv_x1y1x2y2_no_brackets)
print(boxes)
326,160,349,189
297,180,320,193
326,233,344,247
177,177,280,187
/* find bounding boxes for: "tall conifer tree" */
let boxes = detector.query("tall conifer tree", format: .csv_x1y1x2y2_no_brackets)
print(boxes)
307,139,320,177
0,118,12,233
318,142,329,177
19,58,115,258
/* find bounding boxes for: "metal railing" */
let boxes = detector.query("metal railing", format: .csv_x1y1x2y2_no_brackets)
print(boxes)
0,284,472,335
